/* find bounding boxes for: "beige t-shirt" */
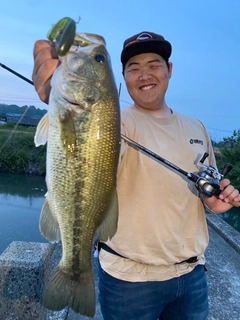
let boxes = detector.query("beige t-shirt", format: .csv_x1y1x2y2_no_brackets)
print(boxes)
99,106,216,281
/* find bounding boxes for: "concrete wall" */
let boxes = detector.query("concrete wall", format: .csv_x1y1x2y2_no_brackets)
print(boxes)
0,241,53,319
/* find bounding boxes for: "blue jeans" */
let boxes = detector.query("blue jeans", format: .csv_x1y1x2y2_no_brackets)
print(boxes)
98,264,208,320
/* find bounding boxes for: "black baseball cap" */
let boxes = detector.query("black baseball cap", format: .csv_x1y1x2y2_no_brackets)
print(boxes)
121,31,172,70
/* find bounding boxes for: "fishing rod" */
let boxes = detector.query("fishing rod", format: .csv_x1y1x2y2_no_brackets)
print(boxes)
0,63,34,85
2,63,240,207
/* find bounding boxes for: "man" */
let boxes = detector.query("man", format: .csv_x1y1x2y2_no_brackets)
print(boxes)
32,31,240,320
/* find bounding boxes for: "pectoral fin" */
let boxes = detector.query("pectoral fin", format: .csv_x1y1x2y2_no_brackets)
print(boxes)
34,113,49,146
97,189,119,242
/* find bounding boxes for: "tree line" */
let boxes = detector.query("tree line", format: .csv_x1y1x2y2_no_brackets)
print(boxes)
0,103,47,120
214,129,240,190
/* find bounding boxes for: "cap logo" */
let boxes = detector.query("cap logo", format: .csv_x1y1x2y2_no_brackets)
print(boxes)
136,33,153,41
124,32,155,48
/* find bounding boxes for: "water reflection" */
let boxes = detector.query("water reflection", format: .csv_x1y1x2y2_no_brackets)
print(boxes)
221,207,240,233
0,172,46,198
0,172,48,254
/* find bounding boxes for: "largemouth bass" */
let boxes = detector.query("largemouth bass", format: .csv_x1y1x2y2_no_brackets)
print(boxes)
34,33,121,317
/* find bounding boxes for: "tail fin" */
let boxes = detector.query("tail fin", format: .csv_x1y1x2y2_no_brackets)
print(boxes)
44,266,96,317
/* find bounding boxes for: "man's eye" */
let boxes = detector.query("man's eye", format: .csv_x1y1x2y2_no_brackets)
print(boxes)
129,68,138,72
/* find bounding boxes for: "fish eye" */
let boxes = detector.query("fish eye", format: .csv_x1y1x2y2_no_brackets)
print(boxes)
95,54,105,63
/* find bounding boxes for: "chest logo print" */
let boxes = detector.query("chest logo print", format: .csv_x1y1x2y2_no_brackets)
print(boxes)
190,139,203,145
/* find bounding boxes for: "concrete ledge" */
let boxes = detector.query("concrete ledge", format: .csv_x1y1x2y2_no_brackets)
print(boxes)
206,213,240,254
205,225,240,319
0,240,87,320
46,309,68,320
0,241,54,319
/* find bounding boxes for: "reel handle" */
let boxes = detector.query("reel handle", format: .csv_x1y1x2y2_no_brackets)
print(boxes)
219,163,240,207
222,163,233,176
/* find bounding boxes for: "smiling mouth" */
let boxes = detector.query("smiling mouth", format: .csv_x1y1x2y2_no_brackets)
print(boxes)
139,84,156,91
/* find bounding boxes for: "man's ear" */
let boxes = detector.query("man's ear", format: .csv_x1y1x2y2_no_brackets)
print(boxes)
168,62,173,79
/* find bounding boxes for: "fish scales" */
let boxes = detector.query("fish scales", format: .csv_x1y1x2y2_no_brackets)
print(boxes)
48,97,119,271
35,33,120,317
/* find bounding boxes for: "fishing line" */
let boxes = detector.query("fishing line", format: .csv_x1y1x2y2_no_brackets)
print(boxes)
0,106,30,153
0,64,34,152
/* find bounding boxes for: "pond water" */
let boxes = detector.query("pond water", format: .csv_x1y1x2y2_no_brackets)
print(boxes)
0,172,48,254
221,206,240,233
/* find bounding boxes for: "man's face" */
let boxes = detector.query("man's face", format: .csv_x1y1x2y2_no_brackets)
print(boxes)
123,52,172,111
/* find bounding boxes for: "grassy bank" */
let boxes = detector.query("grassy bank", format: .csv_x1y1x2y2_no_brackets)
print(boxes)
0,124,46,175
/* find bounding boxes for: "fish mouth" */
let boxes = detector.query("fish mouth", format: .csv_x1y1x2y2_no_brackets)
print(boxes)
62,97,82,108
